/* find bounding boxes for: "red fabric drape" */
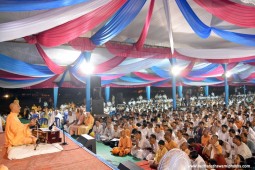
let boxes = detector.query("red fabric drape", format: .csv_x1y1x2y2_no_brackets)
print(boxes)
26,0,127,47
69,37,96,51
94,56,126,74
194,0,255,28
181,61,195,77
133,72,166,81
101,74,124,81
106,42,172,58
26,75,59,89
0,70,34,80
35,44,66,74
135,0,155,50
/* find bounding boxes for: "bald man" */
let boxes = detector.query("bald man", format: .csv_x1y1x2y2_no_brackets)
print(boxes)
5,101,37,148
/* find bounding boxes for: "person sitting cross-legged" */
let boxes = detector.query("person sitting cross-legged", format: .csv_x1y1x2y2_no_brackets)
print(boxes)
149,140,168,169
5,100,38,148
111,130,132,156
131,130,150,160
100,123,114,143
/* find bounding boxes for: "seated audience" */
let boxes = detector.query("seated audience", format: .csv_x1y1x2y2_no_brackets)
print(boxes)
78,112,94,135
69,109,85,136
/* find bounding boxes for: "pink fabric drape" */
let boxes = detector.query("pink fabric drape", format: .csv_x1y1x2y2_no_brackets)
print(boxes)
26,75,59,89
185,77,205,81
133,72,166,81
24,37,66,74
25,0,127,47
69,37,96,51
94,56,126,74
194,0,255,28
101,74,124,81
36,44,66,74
135,0,155,50
106,42,172,58
0,70,34,80
181,61,195,77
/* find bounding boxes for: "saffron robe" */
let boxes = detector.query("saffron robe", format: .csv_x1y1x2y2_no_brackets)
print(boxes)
5,112,36,147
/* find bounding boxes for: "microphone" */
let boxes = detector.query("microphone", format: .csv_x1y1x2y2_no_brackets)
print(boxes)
35,119,41,128
49,122,55,130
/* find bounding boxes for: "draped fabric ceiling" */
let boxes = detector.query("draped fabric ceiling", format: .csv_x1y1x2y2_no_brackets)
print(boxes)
0,0,255,88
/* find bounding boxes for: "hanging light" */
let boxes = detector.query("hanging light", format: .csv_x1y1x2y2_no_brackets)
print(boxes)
3,94,9,98
225,71,232,78
171,65,182,76
80,60,94,75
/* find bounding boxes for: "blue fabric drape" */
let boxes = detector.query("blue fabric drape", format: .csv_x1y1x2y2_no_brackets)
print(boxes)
57,69,69,87
53,87,58,109
91,0,146,45
0,0,90,11
0,54,54,77
69,52,88,83
101,80,114,86
120,76,149,83
152,78,171,86
182,77,221,84
176,0,255,46
189,64,218,77
150,66,170,78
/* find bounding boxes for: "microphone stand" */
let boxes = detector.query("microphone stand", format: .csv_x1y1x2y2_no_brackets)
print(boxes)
61,122,68,145
34,119,40,150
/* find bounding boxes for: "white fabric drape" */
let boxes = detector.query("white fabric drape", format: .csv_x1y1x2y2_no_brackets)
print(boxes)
176,47,255,59
239,67,255,79
163,0,174,54
0,77,51,88
183,81,223,86
105,57,166,74
0,0,111,42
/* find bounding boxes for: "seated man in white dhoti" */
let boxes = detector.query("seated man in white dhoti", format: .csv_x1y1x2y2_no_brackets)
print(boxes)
131,130,150,160
100,123,114,143
145,134,159,161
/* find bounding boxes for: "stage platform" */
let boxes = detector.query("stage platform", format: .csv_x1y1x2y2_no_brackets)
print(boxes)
0,132,117,170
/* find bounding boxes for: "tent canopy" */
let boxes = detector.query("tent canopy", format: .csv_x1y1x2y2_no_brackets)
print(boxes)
0,0,255,88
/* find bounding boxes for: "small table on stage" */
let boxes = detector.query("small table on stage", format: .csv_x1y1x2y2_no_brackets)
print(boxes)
32,128,61,144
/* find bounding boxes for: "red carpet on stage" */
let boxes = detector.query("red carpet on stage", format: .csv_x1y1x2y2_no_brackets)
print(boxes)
0,132,113,170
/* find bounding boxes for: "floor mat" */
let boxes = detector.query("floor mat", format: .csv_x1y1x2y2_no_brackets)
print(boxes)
96,142,141,167
8,143,63,160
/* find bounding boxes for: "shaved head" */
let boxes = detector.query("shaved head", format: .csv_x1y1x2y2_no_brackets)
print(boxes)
9,101,21,113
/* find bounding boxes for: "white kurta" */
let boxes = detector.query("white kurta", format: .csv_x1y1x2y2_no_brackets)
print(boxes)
131,137,151,159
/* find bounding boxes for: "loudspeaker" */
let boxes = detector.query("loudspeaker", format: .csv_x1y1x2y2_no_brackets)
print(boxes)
118,161,143,170
76,134,96,154
92,87,101,99
116,92,123,105
90,76,101,88
92,99,104,115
